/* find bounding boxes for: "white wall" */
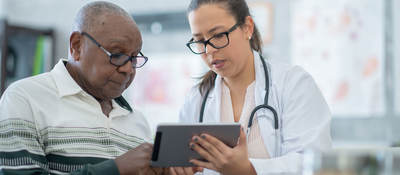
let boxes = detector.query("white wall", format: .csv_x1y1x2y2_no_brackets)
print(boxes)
394,0,400,114
4,0,190,61
262,0,291,63
0,0,5,18
4,0,291,64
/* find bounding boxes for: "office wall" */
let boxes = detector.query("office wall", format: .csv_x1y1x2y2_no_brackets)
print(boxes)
3,0,291,64
394,0,400,115
3,0,190,62
262,0,291,63
0,0,5,18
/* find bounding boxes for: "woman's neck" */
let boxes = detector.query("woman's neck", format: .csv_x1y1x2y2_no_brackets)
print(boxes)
223,52,255,92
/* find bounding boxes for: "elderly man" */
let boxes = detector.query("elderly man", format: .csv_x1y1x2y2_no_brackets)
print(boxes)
0,1,162,175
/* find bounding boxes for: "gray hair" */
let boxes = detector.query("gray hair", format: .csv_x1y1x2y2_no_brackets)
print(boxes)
72,1,133,32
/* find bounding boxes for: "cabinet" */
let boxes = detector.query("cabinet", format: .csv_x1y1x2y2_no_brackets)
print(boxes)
0,20,55,95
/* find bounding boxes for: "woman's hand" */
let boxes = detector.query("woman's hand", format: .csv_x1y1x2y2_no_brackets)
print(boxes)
169,167,203,175
189,127,257,175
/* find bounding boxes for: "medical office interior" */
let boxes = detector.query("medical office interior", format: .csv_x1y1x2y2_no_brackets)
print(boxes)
0,0,399,173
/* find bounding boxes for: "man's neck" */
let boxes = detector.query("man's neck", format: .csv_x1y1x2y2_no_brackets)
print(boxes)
97,99,113,117
65,61,113,117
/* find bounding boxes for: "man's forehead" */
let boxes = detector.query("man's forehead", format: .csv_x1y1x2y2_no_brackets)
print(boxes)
93,13,136,28
92,15,141,39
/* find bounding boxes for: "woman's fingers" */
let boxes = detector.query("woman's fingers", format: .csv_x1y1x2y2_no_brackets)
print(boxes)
200,133,231,153
191,135,225,160
236,126,248,148
190,159,216,171
190,142,217,163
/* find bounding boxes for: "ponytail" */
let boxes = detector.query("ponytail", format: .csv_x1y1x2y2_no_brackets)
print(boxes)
198,70,217,96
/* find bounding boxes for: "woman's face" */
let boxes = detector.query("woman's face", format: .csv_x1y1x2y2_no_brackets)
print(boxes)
188,4,254,79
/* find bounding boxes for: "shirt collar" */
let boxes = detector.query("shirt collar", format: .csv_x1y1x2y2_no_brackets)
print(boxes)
50,59,83,97
50,59,134,114
110,97,132,118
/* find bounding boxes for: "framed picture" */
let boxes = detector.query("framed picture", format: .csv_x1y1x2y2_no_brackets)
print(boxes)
249,1,274,45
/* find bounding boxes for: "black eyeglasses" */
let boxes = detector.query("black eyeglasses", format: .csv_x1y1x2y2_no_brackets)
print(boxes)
186,23,239,54
81,32,148,68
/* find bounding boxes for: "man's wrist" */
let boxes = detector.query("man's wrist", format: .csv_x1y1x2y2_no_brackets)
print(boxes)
91,159,120,175
115,156,126,175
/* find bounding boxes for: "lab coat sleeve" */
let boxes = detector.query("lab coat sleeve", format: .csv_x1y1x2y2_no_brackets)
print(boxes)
179,86,202,123
250,66,332,174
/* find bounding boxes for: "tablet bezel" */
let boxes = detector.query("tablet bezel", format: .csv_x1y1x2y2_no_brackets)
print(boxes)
150,123,241,167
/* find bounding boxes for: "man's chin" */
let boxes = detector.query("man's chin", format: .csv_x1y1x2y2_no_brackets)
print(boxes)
104,89,125,99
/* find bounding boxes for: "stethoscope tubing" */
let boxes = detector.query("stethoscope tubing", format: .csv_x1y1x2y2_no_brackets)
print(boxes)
199,53,280,157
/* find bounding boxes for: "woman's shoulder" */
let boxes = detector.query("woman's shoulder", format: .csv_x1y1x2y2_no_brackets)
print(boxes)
268,59,313,85
183,84,203,102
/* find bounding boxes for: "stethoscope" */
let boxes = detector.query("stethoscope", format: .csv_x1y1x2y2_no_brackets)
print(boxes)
199,54,281,157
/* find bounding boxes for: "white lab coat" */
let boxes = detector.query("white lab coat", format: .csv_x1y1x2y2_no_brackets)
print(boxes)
179,51,332,175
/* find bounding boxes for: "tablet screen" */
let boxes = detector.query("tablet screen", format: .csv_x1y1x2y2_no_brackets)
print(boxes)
151,123,240,167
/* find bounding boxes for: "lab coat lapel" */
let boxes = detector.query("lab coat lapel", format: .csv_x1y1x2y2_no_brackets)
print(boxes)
203,75,222,123
253,51,278,157
254,51,267,106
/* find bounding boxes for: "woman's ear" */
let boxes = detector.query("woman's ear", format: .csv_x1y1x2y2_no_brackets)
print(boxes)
243,16,255,40
69,32,82,61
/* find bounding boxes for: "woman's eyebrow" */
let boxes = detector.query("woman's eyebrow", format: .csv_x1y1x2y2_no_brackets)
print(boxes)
192,25,225,37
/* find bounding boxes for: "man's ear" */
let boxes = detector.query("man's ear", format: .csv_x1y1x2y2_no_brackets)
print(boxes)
70,32,82,61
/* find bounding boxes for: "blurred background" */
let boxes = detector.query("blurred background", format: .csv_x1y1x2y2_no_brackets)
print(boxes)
0,0,399,150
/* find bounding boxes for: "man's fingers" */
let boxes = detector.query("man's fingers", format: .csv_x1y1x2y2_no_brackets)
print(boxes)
139,142,153,151
175,167,186,175
183,167,194,174
169,167,178,175
192,166,204,173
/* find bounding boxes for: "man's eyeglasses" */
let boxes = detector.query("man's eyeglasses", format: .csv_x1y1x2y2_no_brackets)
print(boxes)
81,32,148,68
186,23,239,54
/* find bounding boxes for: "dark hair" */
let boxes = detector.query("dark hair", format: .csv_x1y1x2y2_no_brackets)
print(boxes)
188,0,263,95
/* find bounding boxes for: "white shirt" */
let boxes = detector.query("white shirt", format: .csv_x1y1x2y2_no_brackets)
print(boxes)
220,80,270,159
179,51,332,174
0,59,151,173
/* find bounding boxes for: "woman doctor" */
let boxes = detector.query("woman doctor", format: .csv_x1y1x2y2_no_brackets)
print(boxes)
171,0,332,174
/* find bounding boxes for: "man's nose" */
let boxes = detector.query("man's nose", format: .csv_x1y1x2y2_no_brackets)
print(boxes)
117,60,135,74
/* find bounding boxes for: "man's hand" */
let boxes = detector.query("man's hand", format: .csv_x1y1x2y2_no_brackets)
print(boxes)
169,167,203,175
115,142,163,175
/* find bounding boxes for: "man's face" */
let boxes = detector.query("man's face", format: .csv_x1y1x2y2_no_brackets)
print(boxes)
77,14,142,100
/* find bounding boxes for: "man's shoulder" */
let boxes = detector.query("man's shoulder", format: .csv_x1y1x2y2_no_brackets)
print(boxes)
5,72,56,97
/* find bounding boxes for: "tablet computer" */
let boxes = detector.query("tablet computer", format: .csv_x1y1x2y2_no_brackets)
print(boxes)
150,123,241,167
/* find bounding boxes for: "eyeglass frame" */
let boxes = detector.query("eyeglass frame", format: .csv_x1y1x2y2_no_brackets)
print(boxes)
186,23,240,54
81,32,148,68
